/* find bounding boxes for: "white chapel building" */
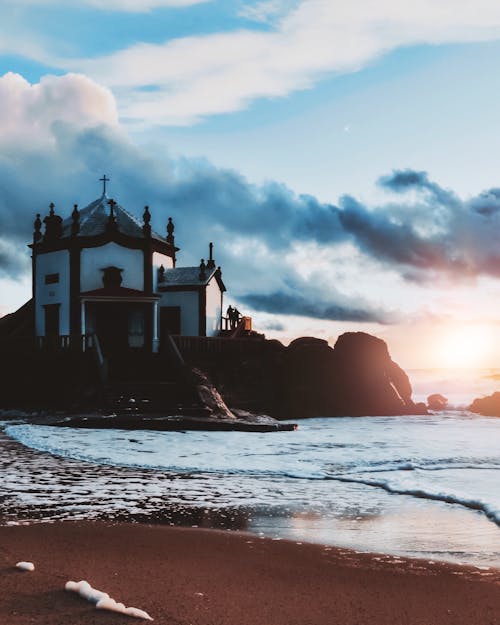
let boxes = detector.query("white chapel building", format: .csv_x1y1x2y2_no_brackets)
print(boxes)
31,180,226,353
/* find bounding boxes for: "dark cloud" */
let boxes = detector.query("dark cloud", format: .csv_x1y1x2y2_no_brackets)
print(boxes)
379,169,430,192
378,168,460,207
3,117,500,321
338,194,456,271
469,188,500,216
239,291,394,324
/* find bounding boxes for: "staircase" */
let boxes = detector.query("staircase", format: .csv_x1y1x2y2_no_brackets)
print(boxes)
101,380,210,417
98,350,209,417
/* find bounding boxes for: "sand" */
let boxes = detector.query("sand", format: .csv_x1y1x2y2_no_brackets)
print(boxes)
1,522,500,625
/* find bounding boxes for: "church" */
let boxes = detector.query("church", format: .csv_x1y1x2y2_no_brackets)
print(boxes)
30,177,227,355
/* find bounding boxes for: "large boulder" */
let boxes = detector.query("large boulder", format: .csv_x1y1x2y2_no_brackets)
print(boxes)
328,332,423,416
427,393,448,410
469,392,500,416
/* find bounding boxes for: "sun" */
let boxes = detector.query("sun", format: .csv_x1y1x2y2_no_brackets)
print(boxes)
435,325,491,369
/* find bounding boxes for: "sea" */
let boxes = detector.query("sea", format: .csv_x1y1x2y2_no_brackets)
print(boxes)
3,406,500,568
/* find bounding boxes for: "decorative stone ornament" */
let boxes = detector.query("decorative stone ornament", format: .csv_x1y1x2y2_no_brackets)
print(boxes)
143,205,151,237
71,204,80,236
43,202,63,241
199,258,207,281
33,213,42,243
101,266,123,289
207,242,215,269
166,217,175,245
106,199,118,232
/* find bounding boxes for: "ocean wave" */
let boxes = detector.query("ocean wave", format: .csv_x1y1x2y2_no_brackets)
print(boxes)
342,460,500,475
3,425,329,480
5,421,500,529
328,474,500,527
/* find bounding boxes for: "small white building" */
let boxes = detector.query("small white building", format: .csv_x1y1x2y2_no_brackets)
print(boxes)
30,182,226,354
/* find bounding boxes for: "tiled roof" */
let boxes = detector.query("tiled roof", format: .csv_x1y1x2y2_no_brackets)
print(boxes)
160,266,218,287
61,194,166,243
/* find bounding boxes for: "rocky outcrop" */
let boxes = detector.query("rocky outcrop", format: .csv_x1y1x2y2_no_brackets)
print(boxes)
0,301,425,419
275,332,425,417
469,392,500,416
427,393,448,410
189,367,236,420
195,331,426,419
329,332,420,416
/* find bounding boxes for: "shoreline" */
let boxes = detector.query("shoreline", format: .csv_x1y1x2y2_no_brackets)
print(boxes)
2,521,500,625
3,420,500,569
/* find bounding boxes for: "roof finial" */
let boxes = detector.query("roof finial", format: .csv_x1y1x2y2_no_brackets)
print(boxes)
100,174,110,196
143,205,151,237
43,203,62,241
71,204,80,236
166,216,175,245
107,198,117,231
33,213,42,243
199,258,207,281
207,242,215,269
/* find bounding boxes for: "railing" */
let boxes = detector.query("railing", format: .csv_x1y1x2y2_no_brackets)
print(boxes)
34,334,96,351
221,316,252,335
172,334,265,357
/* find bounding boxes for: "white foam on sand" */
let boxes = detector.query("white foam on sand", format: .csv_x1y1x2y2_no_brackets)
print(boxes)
65,580,153,620
16,561,35,571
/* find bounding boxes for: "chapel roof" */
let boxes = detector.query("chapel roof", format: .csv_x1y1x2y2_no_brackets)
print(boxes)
61,193,167,243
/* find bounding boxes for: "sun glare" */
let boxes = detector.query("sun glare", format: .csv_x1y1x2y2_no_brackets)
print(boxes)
435,325,491,369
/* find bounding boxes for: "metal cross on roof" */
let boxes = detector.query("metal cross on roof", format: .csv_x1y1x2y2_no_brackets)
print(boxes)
99,174,110,195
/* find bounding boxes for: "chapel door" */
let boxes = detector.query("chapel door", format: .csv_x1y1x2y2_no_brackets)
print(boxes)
96,303,129,355
160,307,181,349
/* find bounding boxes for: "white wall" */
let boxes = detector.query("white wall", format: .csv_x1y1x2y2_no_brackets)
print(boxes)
81,243,144,292
152,251,173,291
35,250,70,336
206,277,222,337
159,291,199,336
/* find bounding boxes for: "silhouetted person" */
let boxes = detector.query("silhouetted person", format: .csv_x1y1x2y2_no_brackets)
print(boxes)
234,308,241,326
227,305,235,329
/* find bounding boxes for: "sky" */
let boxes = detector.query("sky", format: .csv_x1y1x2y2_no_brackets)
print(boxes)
3,0,500,370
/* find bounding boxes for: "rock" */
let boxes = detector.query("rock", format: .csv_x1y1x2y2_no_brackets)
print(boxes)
469,392,500,416
327,332,424,417
288,337,330,350
270,331,426,418
189,368,236,420
427,393,448,410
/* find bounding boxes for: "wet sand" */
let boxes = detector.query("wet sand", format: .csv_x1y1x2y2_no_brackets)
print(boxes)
2,521,500,625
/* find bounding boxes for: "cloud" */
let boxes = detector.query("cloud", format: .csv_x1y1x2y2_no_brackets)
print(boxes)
469,188,500,216
259,319,286,332
338,169,500,281
0,72,393,323
0,240,30,280
239,290,394,324
2,0,209,11
39,0,500,125
3,73,500,324
0,72,118,145
239,1,298,24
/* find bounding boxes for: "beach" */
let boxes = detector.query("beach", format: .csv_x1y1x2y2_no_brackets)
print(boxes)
2,414,500,624
2,521,500,625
